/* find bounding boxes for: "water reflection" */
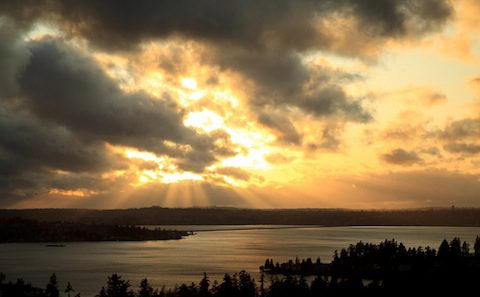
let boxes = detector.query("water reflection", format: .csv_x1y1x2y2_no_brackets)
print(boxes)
1,226,479,296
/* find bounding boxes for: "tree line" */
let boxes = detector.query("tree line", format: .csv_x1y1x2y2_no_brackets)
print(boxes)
0,218,191,242
261,236,480,277
2,207,480,226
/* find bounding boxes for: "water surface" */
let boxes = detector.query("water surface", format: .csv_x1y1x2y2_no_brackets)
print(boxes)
1,226,479,296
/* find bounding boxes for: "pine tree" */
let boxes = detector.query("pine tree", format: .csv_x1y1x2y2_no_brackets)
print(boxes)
238,271,255,297
139,278,153,297
461,241,470,256
475,236,480,257
45,273,59,297
199,273,210,297
438,239,450,259
106,274,132,297
96,287,107,297
65,282,74,297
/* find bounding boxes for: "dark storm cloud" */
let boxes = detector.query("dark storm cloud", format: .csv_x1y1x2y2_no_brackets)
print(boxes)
0,35,234,203
19,41,194,148
0,0,452,128
0,108,116,174
336,0,452,37
17,40,232,172
381,148,423,165
212,47,371,122
0,106,124,205
0,22,30,99
0,0,452,50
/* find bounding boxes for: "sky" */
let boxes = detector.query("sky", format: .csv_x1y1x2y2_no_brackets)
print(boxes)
0,0,479,209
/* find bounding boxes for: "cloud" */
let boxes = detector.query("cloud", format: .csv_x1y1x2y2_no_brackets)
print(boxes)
265,153,293,164
0,0,452,125
339,0,452,37
381,148,423,165
0,34,238,204
0,0,452,50
0,108,118,175
257,111,302,145
17,40,233,172
0,26,29,100
337,169,480,208
444,143,480,155
210,46,372,124
0,1,463,208
439,118,480,140
215,167,251,181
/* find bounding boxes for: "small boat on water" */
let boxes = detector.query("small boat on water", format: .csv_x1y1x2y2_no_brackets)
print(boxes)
45,244,65,247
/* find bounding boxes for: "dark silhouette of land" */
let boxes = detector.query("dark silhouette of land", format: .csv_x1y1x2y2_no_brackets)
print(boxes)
2,237,480,297
0,218,191,242
1,206,480,226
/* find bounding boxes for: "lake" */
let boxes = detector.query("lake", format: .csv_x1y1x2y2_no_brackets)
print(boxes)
1,225,480,296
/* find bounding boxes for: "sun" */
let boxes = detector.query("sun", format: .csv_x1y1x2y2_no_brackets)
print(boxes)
181,77,197,89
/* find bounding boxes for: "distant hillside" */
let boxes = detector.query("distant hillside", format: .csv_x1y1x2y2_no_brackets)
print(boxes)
1,207,480,226
0,217,191,242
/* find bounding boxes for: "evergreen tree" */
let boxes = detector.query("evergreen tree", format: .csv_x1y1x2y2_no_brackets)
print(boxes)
238,271,255,297
177,284,193,297
45,273,59,297
461,241,470,256
438,239,450,259
65,282,74,297
450,238,461,257
216,274,236,297
106,274,133,297
474,236,480,257
198,273,210,297
139,278,153,297
259,273,265,297
96,287,107,297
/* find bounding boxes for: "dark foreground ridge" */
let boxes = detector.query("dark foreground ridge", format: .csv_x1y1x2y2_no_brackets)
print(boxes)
1,206,480,226
0,218,191,242
2,237,480,297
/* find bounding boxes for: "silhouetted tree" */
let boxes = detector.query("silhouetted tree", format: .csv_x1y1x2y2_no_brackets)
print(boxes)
198,273,210,297
97,287,108,297
438,239,450,259
462,241,470,256
138,279,153,297
216,274,237,297
238,271,255,297
45,273,59,297
176,283,198,297
310,275,327,296
258,273,265,297
475,236,480,257
450,238,461,258
65,282,74,297
106,274,133,297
